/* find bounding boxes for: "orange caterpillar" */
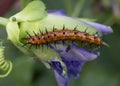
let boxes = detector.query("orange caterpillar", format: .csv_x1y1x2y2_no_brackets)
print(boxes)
25,28,102,47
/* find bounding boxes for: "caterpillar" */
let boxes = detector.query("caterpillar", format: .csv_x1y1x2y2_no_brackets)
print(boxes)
0,42,13,77
25,26,102,48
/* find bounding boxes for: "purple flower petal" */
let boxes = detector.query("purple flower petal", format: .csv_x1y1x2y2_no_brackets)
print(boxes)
47,9,66,16
61,44,99,78
54,70,70,86
80,19,113,35
50,58,63,75
71,44,100,61
50,58,70,86
49,44,99,78
61,56,84,78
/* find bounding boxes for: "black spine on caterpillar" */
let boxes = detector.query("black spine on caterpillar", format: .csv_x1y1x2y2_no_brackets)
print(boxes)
24,26,103,49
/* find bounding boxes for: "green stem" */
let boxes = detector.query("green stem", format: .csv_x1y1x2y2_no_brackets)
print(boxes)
0,17,8,27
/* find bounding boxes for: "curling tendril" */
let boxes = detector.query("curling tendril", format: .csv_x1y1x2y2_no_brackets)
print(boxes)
0,42,12,78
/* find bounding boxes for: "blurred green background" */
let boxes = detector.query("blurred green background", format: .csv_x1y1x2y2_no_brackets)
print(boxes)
0,0,120,86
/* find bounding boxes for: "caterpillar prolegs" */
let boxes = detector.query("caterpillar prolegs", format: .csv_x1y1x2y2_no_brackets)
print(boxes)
0,42,12,78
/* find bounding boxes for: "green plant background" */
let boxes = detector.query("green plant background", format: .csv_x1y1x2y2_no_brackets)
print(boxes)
0,0,120,86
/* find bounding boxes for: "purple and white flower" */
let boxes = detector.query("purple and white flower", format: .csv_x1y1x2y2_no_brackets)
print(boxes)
46,10,113,86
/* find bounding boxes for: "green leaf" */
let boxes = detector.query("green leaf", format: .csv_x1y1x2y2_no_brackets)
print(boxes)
11,0,47,21
6,22,20,44
32,14,102,35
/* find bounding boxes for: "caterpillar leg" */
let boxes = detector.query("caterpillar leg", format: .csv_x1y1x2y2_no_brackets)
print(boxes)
0,42,13,78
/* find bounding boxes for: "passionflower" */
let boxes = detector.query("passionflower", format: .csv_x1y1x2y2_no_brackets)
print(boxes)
0,0,112,86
